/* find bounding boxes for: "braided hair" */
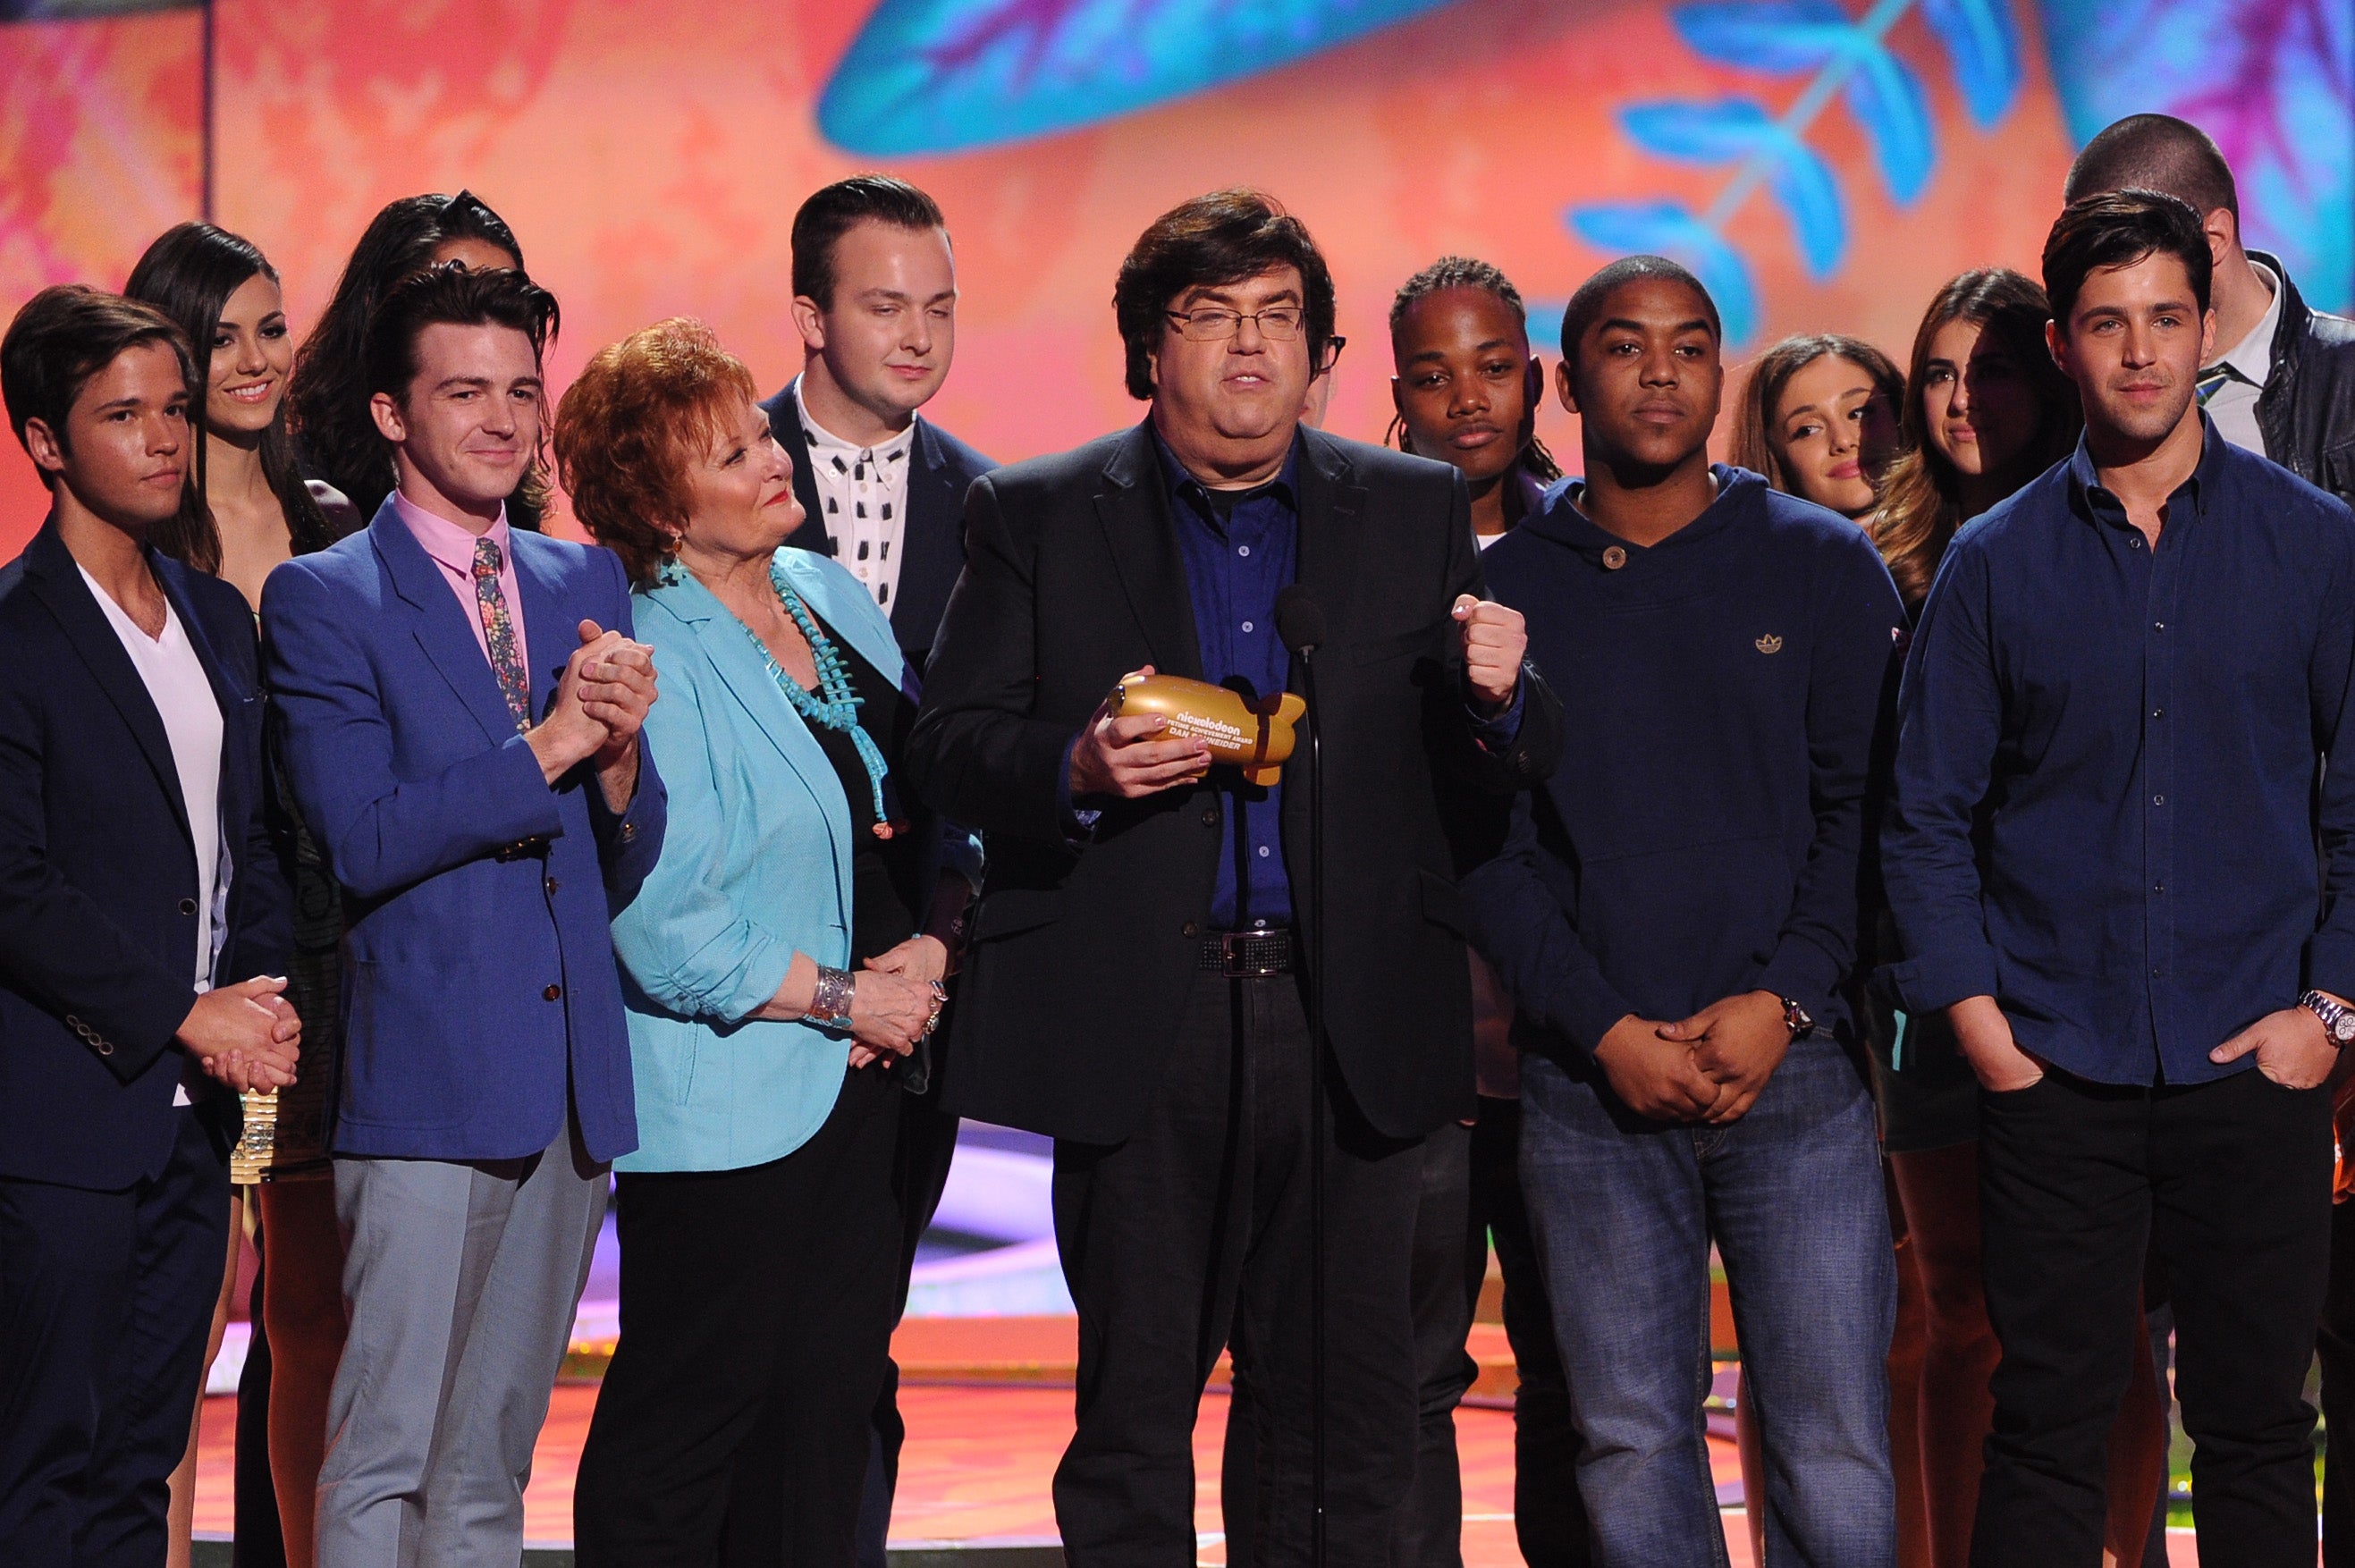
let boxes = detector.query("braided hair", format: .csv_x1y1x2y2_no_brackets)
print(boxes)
1383,256,1562,482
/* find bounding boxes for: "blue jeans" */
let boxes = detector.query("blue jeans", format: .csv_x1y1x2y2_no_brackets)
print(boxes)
1520,1036,1896,1568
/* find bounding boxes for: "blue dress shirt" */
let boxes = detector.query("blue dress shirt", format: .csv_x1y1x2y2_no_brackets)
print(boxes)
1882,417,2355,1086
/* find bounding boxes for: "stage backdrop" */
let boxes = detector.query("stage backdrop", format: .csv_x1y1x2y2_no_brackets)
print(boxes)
1,0,2346,553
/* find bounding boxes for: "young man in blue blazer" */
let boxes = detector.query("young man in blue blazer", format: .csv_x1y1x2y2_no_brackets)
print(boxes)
0,286,298,1568
263,264,665,1568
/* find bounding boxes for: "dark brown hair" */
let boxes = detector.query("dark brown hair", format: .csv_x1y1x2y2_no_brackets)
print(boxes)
124,222,342,572
1731,333,1907,493
2,285,193,489
1112,189,1335,401
287,190,527,524
2042,188,2213,331
1382,255,1562,483
2064,113,2238,222
554,317,759,586
791,175,948,311
1874,268,2080,604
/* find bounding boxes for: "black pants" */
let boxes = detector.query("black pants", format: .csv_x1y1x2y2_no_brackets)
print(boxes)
1053,968,1422,1567
2320,1196,2355,1567
1972,1065,2330,1568
854,1075,962,1568
233,1215,286,1568
0,1108,232,1568
574,1063,904,1568
1222,1099,1595,1568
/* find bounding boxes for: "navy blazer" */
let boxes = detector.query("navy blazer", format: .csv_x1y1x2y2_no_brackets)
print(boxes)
261,501,665,1164
0,521,291,1191
760,377,995,671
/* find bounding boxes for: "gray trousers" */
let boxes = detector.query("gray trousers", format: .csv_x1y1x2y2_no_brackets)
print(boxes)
315,1119,606,1568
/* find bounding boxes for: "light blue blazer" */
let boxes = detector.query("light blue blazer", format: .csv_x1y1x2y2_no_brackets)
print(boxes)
612,548,911,1173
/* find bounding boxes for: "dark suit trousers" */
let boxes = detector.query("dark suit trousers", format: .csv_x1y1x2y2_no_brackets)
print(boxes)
574,1063,903,1568
1052,968,1422,1567
0,1107,231,1568
1973,1066,2330,1568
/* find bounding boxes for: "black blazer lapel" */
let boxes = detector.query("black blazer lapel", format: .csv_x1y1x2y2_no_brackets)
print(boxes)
1294,428,1369,662
1095,424,1203,681
893,419,968,661
22,525,193,847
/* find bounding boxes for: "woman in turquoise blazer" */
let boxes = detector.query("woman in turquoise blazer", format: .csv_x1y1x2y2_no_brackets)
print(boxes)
553,320,966,1567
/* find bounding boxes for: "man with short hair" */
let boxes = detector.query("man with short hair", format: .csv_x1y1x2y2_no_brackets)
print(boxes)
758,173,995,1561
1464,255,1904,1567
263,263,666,1568
2065,112,2355,501
0,285,298,1567
907,188,1559,1564
1884,190,2355,1568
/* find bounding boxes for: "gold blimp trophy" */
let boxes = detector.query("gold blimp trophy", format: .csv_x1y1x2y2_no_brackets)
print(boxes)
1107,671,1305,787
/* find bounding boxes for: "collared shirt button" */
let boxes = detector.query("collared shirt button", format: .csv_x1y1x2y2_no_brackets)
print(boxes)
545,878,560,896
2153,881,2165,893
2130,536,2143,548
2152,708,2165,719
2152,794,2165,805
2154,621,2165,631
1241,620,1254,634
1237,544,1250,557
1256,845,1271,858
543,983,562,1001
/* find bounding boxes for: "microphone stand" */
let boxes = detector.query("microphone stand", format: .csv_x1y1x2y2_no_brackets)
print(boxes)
1297,639,1329,1568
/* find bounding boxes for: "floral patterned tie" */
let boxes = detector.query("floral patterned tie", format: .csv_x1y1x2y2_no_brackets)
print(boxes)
472,536,531,732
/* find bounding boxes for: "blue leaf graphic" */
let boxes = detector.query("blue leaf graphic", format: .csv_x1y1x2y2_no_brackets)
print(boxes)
1843,46,1935,201
1620,100,1845,275
1567,201,1762,346
816,0,1456,156
1919,0,2020,126
1672,0,1848,75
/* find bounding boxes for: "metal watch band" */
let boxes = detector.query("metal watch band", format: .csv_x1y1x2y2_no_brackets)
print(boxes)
1779,994,1815,1040
803,965,856,1027
2300,989,2355,1047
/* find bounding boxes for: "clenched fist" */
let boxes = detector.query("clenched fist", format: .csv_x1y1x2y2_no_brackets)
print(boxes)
1452,594,1527,714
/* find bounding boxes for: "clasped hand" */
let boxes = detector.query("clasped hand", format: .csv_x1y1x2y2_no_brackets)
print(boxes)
526,620,659,809
177,974,301,1093
1593,990,1792,1124
846,935,950,1071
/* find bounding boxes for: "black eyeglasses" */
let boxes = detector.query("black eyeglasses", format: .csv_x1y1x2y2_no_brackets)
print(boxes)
1320,335,1346,374
1165,305,1307,341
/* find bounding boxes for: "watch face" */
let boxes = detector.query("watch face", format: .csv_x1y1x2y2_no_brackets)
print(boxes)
2335,1014,2355,1045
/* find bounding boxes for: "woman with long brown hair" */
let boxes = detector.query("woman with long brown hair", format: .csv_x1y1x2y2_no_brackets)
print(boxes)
1732,333,1906,522
1874,267,2165,1568
126,220,355,1568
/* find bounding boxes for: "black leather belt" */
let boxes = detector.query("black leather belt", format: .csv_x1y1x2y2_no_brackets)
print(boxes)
1200,927,1296,977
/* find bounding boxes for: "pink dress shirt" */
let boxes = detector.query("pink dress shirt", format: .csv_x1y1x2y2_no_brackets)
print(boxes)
392,490,532,684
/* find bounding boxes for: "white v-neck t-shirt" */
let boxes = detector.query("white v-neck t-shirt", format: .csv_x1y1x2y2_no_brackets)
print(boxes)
80,566,226,993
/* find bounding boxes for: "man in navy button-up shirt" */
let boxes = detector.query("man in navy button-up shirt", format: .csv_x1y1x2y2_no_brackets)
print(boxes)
1884,190,2355,1567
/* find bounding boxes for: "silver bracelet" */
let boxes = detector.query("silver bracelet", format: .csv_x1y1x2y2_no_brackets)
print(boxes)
802,965,855,1027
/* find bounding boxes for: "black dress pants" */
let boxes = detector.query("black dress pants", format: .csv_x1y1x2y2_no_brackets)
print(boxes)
0,1108,232,1568
1052,967,1422,1567
574,1063,903,1568
2320,1195,2355,1567
1972,1065,2330,1568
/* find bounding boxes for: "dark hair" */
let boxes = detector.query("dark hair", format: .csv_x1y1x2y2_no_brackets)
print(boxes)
1559,255,1720,365
1874,268,2080,603
2064,113,2238,222
1383,255,1562,483
124,223,342,572
1731,333,1907,493
363,265,560,496
288,190,528,524
555,318,759,586
2042,188,2213,331
2,285,192,489
790,175,948,312
1112,189,1336,401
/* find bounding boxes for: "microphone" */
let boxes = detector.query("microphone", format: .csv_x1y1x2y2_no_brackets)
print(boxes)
1275,586,1327,657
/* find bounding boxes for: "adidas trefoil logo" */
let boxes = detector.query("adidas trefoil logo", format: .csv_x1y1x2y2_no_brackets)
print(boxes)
1755,634,1784,654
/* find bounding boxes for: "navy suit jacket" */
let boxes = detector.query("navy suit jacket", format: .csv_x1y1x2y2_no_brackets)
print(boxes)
0,521,291,1190
261,501,665,1164
760,378,995,671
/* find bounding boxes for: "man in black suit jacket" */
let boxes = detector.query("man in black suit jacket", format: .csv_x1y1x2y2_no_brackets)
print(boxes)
0,288,295,1567
907,190,1560,1565
757,174,997,1565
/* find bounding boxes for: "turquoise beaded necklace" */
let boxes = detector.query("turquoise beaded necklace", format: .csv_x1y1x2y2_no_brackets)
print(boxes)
737,559,897,839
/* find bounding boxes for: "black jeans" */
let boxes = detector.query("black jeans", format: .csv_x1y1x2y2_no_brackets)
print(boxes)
1052,967,1422,1567
574,1064,903,1568
1972,1064,2330,1568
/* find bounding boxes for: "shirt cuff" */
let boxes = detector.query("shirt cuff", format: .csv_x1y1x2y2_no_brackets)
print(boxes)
1056,732,1102,846
1466,679,1526,750
1881,943,2001,1016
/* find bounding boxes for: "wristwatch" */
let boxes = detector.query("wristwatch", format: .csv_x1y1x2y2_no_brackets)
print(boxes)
1777,995,1815,1040
2300,989,2355,1047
